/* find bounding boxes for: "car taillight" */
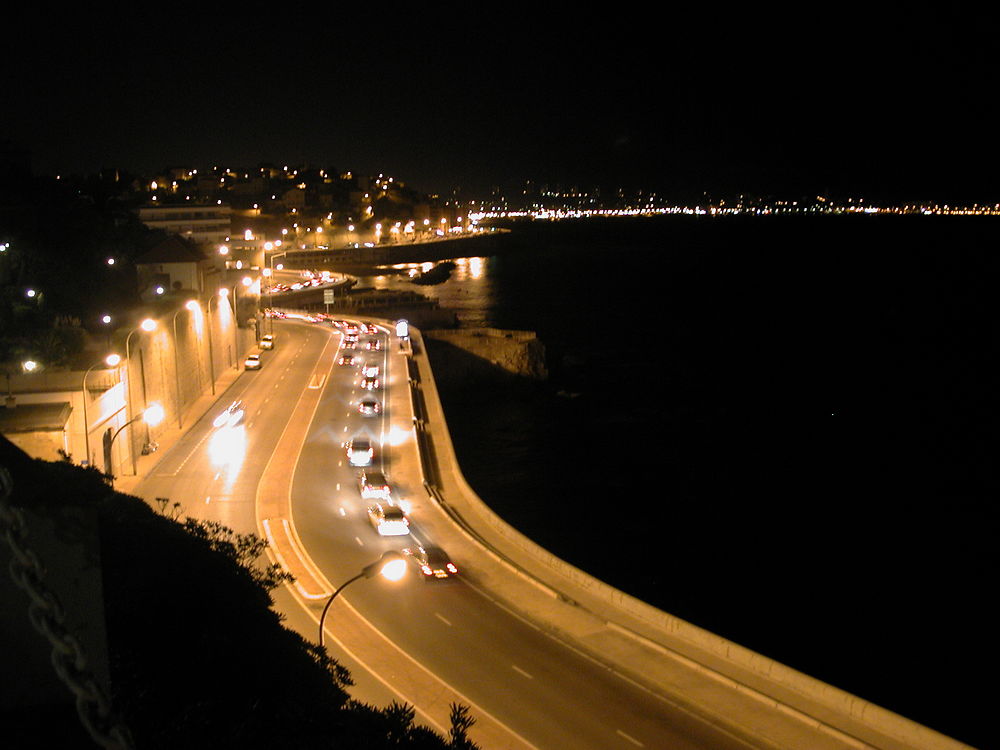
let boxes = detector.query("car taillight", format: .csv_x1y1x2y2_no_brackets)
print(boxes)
446,564,458,573
421,565,432,575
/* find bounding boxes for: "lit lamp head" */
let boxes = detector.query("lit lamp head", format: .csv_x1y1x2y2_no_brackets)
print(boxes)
105,354,122,367
140,318,157,332
142,402,165,427
363,551,407,582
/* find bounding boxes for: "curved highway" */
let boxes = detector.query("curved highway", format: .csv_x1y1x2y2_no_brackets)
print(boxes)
134,315,752,749
133,308,961,750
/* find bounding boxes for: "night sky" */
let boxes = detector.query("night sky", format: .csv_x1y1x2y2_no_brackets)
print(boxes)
3,10,995,202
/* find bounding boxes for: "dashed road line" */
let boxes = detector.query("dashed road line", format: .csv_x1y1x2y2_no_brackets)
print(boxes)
616,730,644,747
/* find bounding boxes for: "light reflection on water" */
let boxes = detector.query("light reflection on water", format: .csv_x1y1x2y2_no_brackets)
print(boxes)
359,256,497,328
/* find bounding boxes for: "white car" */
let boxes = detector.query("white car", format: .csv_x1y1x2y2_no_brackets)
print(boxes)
212,400,246,428
346,438,373,467
260,334,274,350
244,353,261,370
358,470,392,501
367,503,410,536
362,362,380,378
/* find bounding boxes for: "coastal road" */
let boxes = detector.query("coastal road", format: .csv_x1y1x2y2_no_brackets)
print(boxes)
135,316,752,750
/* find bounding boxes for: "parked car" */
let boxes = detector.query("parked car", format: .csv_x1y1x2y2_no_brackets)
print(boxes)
260,334,274,350
244,353,261,370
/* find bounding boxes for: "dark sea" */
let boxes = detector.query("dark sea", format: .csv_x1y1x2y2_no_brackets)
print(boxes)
361,214,997,749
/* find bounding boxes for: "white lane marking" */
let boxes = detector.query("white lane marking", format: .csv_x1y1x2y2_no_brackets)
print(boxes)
434,612,452,627
511,664,533,680
355,536,364,546
339,507,346,516
205,496,211,504
336,483,341,491
616,730,644,747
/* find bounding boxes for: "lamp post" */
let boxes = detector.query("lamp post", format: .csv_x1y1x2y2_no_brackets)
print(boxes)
124,318,157,476
318,551,406,648
207,289,230,392
171,301,199,429
262,266,274,334
218,287,239,369
106,403,165,487
82,353,121,469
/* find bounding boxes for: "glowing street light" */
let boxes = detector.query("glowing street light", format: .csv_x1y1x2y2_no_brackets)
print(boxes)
171,302,200,429
107,402,164,487
318,551,406,647
82,353,122,469
124,318,158,475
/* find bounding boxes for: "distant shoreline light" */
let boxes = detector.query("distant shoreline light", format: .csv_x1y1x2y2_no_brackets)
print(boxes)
468,204,1000,221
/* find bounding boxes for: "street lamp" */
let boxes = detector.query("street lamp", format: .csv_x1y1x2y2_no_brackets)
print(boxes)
217,288,238,369
207,289,230,392
100,314,113,349
82,353,121,469
171,301,199,429
106,403,165,487
318,551,407,648
124,318,158,476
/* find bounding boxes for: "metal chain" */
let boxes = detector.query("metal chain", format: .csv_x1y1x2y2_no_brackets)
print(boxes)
0,466,135,750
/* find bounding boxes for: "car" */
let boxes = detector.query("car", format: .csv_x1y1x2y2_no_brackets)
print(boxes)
212,400,246,428
361,322,378,335
338,353,358,366
360,376,381,390
362,362,380,378
341,339,357,350
260,334,274,350
343,324,360,336
367,503,410,536
358,398,381,417
244,353,261,370
403,545,458,580
364,338,382,351
343,333,359,343
346,437,374,467
358,470,392,500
